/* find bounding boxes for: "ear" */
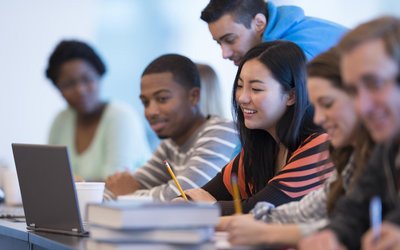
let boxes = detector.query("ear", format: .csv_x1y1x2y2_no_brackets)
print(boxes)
286,89,296,106
253,13,267,36
188,87,201,106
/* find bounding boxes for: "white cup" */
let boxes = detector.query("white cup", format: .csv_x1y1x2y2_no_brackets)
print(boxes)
75,182,105,221
3,167,22,206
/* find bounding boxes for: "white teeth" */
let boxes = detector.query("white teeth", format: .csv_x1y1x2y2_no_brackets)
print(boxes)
243,108,256,114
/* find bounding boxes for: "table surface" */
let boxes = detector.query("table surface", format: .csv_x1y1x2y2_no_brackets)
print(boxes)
0,218,273,250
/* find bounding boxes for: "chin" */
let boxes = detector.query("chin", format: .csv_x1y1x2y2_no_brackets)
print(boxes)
331,139,345,149
157,134,169,140
370,131,392,144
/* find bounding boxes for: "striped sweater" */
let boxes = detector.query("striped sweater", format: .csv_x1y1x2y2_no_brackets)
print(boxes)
202,133,334,215
132,116,240,201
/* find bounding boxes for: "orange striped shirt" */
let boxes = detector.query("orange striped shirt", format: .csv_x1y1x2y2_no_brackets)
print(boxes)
218,133,334,212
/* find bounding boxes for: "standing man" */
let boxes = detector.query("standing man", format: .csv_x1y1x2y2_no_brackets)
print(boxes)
299,16,400,250
201,0,347,65
106,54,240,201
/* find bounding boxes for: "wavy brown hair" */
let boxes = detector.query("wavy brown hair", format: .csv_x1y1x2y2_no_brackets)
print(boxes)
307,48,375,213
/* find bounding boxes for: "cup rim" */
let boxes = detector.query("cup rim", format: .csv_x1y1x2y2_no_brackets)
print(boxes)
75,182,105,189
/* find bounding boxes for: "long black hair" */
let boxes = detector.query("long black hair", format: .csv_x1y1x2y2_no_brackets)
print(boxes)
232,41,322,193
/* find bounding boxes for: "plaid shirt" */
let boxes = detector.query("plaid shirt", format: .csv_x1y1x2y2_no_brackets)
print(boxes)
252,155,355,236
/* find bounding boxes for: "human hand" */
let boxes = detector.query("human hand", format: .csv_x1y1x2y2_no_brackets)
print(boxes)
74,175,85,182
171,197,188,203
184,188,216,202
105,171,140,196
362,222,400,250
298,230,346,250
216,214,253,231
227,214,270,246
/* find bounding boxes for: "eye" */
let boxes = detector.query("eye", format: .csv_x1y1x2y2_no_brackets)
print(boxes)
252,88,263,92
156,96,170,103
58,80,74,90
223,35,236,45
364,76,385,90
225,38,236,45
321,100,334,109
81,74,98,85
141,99,149,107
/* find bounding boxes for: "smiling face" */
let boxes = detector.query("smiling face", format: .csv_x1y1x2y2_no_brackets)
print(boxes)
235,59,292,135
308,77,358,148
56,59,101,114
341,39,400,143
208,14,264,66
140,72,199,143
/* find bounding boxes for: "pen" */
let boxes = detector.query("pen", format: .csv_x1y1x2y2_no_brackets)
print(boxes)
370,195,382,243
231,174,242,214
163,160,188,202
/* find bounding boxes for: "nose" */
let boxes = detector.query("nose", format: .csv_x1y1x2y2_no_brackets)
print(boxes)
221,44,233,59
236,87,250,105
313,107,326,126
145,100,160,118
355,87,373,118
71,81,87,96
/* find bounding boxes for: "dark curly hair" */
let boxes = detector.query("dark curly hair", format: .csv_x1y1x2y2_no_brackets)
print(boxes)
45,40,106,86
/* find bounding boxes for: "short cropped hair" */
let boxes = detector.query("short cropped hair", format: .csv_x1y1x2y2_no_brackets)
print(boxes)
141,54,200,89
201,0,267,29
45,40,106,86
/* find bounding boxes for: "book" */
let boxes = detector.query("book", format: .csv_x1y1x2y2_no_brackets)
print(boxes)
86,240,216,250
90,225,214,244
87,201,220,229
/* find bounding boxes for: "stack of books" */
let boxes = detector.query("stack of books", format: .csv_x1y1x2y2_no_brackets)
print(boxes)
86,201,220,250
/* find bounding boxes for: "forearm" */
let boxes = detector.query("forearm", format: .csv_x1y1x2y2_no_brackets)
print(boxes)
298,219,329,237
263,224,303,247
267,185,329,223
202,171,232,200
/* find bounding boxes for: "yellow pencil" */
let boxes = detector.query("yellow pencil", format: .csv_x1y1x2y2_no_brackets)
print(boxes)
163,160,188,202
231,174,242,214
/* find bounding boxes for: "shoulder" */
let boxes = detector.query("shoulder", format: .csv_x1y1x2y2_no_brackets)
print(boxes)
288,132,330,161
51,108,74,126
103,102,144,125
201,116,237,133
302,132,329,146
105,102,138,118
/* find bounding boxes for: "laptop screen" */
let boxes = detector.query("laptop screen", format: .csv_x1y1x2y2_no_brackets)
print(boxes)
11,143,86,235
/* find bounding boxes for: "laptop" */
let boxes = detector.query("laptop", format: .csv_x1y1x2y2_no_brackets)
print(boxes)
11,143,89,236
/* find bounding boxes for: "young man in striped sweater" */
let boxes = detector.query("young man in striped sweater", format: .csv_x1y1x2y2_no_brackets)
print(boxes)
105,54,240,201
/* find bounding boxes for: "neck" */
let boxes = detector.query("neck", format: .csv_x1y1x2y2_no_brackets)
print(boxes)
266,126,279,143
173,113,207,146
77,102,106,124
